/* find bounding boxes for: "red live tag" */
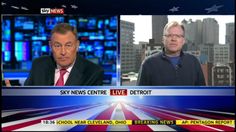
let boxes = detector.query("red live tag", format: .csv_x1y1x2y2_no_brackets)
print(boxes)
110,89,128,96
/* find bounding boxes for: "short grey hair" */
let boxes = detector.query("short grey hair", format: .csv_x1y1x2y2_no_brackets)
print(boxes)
51,23,78,39
163,21,185,37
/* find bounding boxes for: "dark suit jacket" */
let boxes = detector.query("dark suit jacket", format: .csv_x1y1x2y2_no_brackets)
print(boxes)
24,54,104,86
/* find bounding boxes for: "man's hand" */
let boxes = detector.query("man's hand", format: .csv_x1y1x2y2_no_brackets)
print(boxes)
5,79,12,87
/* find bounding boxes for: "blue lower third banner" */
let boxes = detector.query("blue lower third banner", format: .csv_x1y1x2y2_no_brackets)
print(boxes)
1,86,235,131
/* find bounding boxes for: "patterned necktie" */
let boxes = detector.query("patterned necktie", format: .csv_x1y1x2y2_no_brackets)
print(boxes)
56,69,67,86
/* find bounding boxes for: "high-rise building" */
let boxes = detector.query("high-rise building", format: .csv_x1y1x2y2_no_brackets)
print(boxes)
145,39,162,58
202,18,219,45
120,20,136,73
226,23,235,62
183,18,219,51
182,19,203,45
199,44,214,63
182,18,220,63
229,62,235,86
207,62,234,86
138,41,148,65
214,44,230,64
133,44,142,72
152,15,168,44
211,64,232,86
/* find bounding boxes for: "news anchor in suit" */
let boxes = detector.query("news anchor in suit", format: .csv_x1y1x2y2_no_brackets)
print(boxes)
24,23,103,86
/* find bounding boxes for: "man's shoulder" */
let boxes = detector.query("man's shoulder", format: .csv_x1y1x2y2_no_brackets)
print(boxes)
31,55,55,68
183,52,199,61
143,53,162,64
77,57,103,72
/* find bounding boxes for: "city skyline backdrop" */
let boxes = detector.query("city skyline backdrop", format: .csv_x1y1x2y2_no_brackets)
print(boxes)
120,15,234,44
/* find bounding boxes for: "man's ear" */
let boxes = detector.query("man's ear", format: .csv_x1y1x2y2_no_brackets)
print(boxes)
183,38,186,45
162,36,165,44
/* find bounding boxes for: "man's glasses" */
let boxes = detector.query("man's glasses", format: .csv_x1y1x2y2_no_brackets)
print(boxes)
164,34,184,39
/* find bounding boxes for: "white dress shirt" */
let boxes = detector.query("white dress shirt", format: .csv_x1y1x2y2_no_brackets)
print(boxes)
54,62,75,86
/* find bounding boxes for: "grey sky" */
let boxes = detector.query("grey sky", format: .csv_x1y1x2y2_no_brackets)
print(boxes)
120,15,234,44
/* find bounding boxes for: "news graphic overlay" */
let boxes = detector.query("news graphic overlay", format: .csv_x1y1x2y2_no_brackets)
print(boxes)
2,87,235,131
2,0,235,131
40,8,64,14
40,119,234,126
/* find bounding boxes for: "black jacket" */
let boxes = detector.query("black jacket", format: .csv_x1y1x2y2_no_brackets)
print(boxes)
24,54,104,86
137,51,206,86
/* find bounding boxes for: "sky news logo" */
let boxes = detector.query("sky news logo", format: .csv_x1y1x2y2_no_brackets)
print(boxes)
40,8,64,14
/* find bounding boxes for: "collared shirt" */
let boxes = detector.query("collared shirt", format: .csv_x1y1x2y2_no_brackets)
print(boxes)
54,61,75,86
